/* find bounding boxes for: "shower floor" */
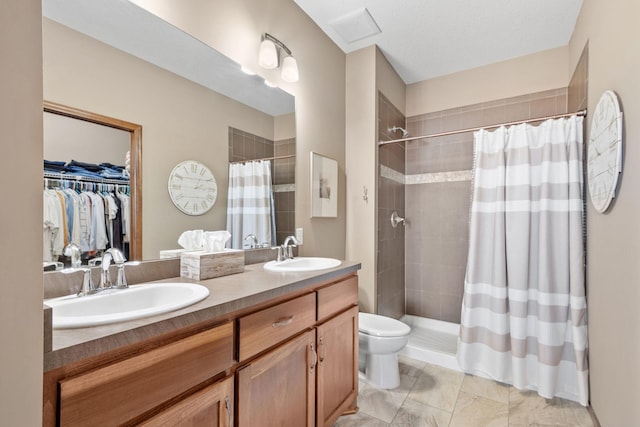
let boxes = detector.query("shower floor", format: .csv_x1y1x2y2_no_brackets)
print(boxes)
399,315,461,372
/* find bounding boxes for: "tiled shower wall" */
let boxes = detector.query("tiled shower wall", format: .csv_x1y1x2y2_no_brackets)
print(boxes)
273,138,296,245
228,127,296,246
377,93,406,319
405,88,569,323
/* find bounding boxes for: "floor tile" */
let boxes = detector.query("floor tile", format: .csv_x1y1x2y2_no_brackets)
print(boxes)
358,373,417,423
449,391,508,427
460,374,510,404
561,399,595,427
334,411,390,427
348,356,593,427
508,389,567,426
408,363,464,412
390,398,451,427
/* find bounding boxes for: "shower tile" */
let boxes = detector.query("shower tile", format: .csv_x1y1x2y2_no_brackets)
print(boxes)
440,294,463,324
441,112,462,134
405,289,423,315
422,292,441,319
481,105,507,127
405,236,423,264
505,101,532,122
530,96,559,118
405,264,422,291
421,263,441,294
460,109,484,129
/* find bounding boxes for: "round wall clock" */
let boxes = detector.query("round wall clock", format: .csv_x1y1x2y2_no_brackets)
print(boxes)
587,90,623,213
168,160,218,215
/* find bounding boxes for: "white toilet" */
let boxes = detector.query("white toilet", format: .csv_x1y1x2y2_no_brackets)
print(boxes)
358,312,411,389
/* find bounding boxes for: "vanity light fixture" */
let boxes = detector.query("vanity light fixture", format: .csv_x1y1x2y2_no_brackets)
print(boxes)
258,33,299,83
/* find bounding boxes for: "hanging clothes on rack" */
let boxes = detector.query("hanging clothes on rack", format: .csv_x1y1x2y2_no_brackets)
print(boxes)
43,173,130,263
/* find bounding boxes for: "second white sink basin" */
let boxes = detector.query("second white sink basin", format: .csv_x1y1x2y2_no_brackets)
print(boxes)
264,257,342,272
45,283,209,329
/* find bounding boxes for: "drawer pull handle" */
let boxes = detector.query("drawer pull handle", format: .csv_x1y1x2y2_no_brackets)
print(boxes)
272,316,294,327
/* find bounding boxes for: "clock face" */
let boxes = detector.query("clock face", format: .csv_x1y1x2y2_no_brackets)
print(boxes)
168,160,218,215
587,91,623,213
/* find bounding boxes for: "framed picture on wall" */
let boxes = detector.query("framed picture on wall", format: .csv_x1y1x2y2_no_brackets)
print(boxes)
310,152,338,218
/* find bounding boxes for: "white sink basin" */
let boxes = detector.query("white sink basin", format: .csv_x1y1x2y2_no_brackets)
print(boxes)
264,257,342,272
45,283,209,329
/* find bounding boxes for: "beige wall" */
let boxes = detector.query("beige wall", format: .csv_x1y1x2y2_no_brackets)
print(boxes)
407,46,569,116
132,0,347,259
346,46,377,312
43,19,278,259
0,0,43,424
274,113,296,141
44,112,130,165
570,1,640,425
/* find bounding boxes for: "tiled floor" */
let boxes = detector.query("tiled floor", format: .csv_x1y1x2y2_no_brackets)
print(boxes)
335,356,595,427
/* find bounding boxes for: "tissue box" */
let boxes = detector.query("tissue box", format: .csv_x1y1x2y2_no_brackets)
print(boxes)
180,249,245,280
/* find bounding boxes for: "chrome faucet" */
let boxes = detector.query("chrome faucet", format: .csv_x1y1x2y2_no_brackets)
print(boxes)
100,248,127,290
282,235,299,260
63,267,96,297
244,234,258,249
63,243,82,268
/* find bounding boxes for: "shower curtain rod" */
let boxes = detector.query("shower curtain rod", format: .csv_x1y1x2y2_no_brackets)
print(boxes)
229,154,296,164
378,109,587,147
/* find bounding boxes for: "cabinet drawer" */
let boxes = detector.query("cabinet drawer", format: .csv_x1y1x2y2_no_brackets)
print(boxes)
238,293,316,361
59,322,234,427
317,276,358,321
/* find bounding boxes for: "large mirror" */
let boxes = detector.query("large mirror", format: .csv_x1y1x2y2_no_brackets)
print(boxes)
42,0,296,264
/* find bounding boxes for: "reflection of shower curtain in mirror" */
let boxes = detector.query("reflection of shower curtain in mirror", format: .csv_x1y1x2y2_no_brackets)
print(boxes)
226,160,276,249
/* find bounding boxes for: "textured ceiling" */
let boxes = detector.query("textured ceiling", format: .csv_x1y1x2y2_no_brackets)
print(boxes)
294,0,583,84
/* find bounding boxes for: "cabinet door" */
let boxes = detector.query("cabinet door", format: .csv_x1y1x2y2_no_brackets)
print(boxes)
140,376,234,427
237,329,316,427
316,306,359,427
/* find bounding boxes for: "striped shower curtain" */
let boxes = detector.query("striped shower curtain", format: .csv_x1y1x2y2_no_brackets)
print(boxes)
458,115,589,405
226,160,275,249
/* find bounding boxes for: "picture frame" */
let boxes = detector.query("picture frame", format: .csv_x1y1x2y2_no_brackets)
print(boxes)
310,152,338,218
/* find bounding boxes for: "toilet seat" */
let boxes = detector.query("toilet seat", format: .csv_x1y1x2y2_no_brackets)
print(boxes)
359,313,410,337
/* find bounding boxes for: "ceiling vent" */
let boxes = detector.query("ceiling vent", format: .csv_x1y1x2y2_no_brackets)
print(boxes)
329,8,381,44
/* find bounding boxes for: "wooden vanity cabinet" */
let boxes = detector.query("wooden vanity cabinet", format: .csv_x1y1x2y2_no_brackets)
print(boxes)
236,275,359,427
315,277,359,427
56,321,234,427
46,272,360,427
236,330,317,427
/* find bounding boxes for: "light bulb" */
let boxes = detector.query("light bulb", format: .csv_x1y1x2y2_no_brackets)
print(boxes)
281,55,299,83
258,39,278,69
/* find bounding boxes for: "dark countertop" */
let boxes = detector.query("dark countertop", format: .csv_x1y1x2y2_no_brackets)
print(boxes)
44,261,361,372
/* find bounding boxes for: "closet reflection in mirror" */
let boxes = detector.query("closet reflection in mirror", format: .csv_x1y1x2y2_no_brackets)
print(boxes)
43,102,142,270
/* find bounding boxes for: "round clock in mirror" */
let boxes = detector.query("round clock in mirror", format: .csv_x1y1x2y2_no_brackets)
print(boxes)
168,160,218,215
587,90,623,213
